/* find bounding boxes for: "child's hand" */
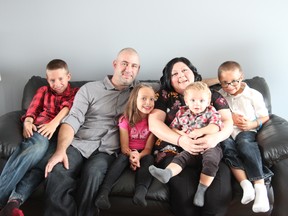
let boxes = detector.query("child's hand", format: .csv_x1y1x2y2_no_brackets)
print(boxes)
129,150,140,171
188,129,203,139
233,113,253,131
38,121,59,139
23,121,37,138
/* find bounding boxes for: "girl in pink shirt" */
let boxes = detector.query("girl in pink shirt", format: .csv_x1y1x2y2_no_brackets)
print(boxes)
95,83,155,209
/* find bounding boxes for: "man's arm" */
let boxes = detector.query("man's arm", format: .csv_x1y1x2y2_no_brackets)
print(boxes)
45,123,74,177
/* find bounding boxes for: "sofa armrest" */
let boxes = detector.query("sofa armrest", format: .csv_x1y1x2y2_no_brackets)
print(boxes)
0,110,25,159
257,114,288,167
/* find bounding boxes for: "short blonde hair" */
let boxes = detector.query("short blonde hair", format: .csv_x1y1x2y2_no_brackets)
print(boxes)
184,81,211,102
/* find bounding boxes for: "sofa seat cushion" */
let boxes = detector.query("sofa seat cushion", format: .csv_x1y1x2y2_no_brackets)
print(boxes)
110,168,169,201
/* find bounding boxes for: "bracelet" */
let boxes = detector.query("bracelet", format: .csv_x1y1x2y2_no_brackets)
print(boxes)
177,135,182,146
257,119,263,130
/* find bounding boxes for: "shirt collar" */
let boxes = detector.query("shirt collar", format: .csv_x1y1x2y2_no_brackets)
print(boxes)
104,75,138,90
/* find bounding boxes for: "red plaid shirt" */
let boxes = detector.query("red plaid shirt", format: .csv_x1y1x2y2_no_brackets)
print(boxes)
21,83,79,125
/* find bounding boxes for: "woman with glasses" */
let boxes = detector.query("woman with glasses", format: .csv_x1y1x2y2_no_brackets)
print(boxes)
218,61,273,213
149,57,234,216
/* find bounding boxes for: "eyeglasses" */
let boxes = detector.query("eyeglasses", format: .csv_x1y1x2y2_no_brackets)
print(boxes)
220,79,241,88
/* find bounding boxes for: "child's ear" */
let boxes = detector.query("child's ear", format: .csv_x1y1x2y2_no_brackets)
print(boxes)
67,72,72,81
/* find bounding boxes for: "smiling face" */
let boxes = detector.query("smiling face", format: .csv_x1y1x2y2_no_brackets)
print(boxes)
136,86,155,117
112,49,140,89
170,62,195,95
219,69,243,96
46,68,71,94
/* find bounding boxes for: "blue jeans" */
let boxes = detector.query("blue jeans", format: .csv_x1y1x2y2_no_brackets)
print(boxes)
44,146,116,216
0,132,50,207
221,131,273,181
9,141,56,204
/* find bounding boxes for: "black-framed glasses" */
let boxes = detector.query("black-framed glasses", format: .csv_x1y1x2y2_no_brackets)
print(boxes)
220,79,241,88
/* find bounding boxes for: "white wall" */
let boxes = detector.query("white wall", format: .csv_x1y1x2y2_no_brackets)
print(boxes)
0,0,287,120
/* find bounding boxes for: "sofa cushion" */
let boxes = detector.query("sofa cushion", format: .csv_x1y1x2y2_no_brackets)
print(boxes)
257,114,288,167
0,110,25,159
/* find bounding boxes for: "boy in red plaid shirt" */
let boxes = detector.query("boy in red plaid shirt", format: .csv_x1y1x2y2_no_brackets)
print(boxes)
0,59,79,216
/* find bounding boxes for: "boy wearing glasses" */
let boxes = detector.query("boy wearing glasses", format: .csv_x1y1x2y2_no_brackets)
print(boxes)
218,61,273,213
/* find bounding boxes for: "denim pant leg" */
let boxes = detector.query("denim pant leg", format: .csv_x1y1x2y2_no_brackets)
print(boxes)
76,151,116,216
9,141,57,204
44,146,84,216
135,154,154,189
100,153,129,192
220,137,244,169
236,131,273,181
0,132,49,207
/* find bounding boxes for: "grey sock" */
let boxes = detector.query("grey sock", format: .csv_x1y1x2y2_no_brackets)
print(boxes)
149,165,172,183
95,189,111,209
193,183,208,207
133,186,148,207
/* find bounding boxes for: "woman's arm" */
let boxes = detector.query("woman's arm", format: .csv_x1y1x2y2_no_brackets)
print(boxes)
149,109,181,145
202,78,219,87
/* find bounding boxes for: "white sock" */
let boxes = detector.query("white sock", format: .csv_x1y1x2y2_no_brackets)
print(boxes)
252,183,270,213
240,179,255,204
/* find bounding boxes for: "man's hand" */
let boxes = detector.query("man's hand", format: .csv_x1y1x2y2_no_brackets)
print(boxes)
38,121,59,139
45,151,69,178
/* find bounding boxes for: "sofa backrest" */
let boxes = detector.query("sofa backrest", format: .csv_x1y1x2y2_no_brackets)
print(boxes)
21,76,160,111
21,76,90,111
21,76,271,114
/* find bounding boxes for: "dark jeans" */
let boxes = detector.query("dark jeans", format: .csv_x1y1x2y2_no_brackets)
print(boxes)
158,155,232,216
172,144,222,177
101,153,154,192
221,131,273,181
44,146,116,216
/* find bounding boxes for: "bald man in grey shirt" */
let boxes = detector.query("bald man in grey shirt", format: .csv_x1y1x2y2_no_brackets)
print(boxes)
44,48,141,216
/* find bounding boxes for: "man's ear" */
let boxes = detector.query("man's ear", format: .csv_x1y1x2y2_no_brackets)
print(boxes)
112,60,117,69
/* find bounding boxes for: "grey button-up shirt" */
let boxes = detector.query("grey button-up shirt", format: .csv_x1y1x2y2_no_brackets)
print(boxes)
63,75,138,158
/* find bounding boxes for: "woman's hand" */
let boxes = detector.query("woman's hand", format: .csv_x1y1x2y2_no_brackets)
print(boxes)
178,135,205,154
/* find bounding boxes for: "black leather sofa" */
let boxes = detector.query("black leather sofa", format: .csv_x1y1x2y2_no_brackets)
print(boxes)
0,76,288,216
